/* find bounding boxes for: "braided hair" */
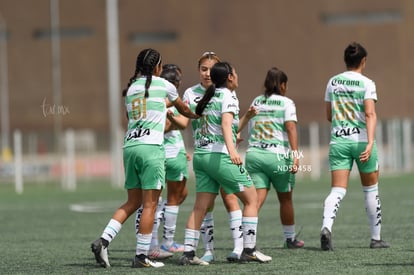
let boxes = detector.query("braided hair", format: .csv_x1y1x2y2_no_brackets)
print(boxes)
122,48,162,97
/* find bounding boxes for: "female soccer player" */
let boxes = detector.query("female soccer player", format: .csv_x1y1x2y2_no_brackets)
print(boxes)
91,48,198,269
182,52,244,262
159,64,189,253
240,67,304,249
320,42,389,250
135,64,189,259
179,61,272,266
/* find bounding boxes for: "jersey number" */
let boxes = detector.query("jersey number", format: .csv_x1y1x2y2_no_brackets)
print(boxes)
333,101,355,121
254,121,273,140
131,98,147,119
199,115,209,135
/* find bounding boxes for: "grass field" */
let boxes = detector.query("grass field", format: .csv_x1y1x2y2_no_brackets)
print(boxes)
1,173,413,274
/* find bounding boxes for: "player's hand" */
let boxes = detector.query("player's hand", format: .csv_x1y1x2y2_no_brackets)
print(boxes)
246,106,259,119
167,109,174,119
229,151,242,165
359,143,373,163
290,157,299,174
236,132,244,147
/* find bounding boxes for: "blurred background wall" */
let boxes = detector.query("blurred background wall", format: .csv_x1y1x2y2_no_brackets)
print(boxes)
0,0,413,185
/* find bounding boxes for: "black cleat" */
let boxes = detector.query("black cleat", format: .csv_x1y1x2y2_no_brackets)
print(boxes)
369,239,390,249
320,227,333,251
240,247,272,263
91,238,110,267
178,251,209,266
284,238,305,249
132,254,164,268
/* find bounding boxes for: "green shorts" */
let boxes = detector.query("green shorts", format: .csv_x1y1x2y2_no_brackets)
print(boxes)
165,151,189,182
329,142,379,173
193,152,253,194
123,144,165,190
245,150,295,193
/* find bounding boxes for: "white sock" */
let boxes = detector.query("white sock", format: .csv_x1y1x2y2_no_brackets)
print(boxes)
151,207,162,248
162,205,179,248
228,210,243,255
135,206,143,235
242,216,258,249
183,228,200,253
101,219,122,244
156,198,166,223
282,224,296,240
321,187,346,232
200,211,214,254
363,183,382,240
150,202,164,249
136,233,152,256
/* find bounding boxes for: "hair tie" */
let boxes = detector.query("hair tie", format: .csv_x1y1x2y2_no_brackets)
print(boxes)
142,50,151,65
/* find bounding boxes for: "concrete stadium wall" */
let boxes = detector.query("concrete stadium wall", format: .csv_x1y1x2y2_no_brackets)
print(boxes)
0,0,413,133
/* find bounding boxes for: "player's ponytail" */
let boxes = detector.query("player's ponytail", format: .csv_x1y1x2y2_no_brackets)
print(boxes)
196,84,215,115
196,62,233,115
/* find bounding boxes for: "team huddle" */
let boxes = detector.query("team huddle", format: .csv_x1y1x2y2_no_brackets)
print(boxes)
90,42,389,269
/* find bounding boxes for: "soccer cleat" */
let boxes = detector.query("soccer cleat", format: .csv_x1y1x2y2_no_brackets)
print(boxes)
321,227,333,251
369,239,390,249
226,252,241,262
91,238,110,268
160,242,184,253
132,254,165,268
240,247,272,263
284,238,305,249
178,251,209,266
148,247,174,260
200,253,214,263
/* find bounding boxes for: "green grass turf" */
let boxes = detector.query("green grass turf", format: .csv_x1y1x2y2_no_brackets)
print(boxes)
0,173,413,274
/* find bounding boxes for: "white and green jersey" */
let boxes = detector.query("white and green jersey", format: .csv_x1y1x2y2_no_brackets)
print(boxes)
183,83,205,147
124,76,178,147
164,106,186,158
247,94,297,154
325,71,377,144
186,87,239,154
